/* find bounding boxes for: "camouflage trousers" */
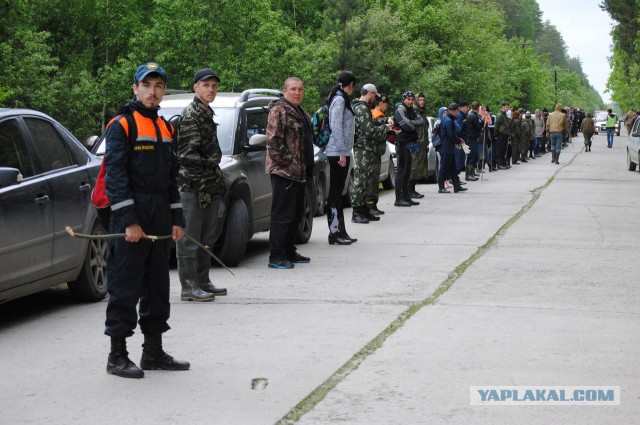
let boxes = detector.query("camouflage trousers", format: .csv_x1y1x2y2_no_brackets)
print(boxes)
351,147,381,208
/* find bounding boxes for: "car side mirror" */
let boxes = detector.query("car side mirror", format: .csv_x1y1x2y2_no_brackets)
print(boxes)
248,134,267,147
85,135,99,148
0,167,23,188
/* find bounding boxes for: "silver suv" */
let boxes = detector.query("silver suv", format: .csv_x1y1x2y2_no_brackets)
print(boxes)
93,89,316,266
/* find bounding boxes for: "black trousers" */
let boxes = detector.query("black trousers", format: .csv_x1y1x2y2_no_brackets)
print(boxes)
105,194,172,338
327,156,350,204
269,174,305,262
394,142,412,199
497,133,509,165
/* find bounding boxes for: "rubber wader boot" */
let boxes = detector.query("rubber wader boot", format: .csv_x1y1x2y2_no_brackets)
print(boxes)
140,333,190,371
351,207,370,224
179,258,215,302
196,251,227,296
369,203,385,216
107,337,144,379
327,204,352,245
338,202,358,242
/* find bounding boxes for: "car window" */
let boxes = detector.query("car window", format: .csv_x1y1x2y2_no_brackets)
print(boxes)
595,112,607,121
56,123,90,164
23,117,73,173
0,118,35,178
244,107,267,144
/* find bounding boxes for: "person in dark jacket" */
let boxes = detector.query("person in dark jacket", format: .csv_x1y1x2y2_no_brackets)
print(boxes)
393,91,424,206
437,103,468,194
455,101,475,180
104,62,188,379
265,77,314,268
465,102,482,180
494,102,511,169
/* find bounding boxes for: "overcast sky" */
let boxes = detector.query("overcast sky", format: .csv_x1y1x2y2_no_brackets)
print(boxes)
536,0,615,103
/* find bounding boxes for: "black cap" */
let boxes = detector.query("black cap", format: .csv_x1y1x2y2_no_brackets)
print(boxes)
193,68,220,84
448,103,459,111
134,62,168,84
459,100,469,107
543,108,549,113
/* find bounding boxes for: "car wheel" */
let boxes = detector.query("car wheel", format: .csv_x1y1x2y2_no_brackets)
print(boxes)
341,171,354,207
68,222,108,301
296,184,314,244
314,175,325,217
426,156,439,184
628,149,637,171
381,156,396,190
217,199,249,267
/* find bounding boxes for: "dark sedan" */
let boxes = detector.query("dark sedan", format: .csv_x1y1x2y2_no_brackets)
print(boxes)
0,109,106,304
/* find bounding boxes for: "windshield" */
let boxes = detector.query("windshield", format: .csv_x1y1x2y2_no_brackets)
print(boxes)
159,106,236,154
595,112,608,121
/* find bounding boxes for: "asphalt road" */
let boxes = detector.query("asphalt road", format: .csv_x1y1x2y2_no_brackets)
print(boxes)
1,133,638,425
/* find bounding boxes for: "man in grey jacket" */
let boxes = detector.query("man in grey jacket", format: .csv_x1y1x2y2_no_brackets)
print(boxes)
393,92,424,207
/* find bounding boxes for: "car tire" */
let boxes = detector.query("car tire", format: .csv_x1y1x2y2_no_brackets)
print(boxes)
426,156,439,184
296,184,314,244
217,199,249,267
381,156,396,190
67,221,108,301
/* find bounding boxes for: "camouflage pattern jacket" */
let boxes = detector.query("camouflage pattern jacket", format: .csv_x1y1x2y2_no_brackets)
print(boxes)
353,99,388,155
265,97,311,182
177,96,225,199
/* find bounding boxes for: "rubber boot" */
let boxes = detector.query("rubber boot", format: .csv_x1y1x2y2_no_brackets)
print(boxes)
465,165,478,181
551,152,556,163
107,337,144,379
327,204,352,245
409,181,424,198
179,258,215,301
140,333,190,371
363,205,380,221
196,251,227,296
351,207,370,224
337,202,357,242
554,151,560,164
472,164,481,176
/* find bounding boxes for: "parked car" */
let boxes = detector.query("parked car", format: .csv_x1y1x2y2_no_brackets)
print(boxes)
91,90,317,266
627,117,640,172
389,116,439,183
594,110,620,136
0,109,106,304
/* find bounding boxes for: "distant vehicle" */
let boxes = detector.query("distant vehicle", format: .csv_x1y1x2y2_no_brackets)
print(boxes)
593,110,620,136
627,117,640,172
91,90,318,266
0,109,106,304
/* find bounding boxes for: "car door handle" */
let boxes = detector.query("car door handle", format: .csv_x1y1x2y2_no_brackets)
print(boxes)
79,183,91,192
35,194,50,205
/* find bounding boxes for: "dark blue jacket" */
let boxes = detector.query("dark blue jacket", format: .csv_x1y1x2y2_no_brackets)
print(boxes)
439,114,459,154
455,110,467,140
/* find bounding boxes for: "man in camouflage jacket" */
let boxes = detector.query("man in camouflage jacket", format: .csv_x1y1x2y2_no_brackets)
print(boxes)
351,84,391,223
176,68,226,301
265,77,314,269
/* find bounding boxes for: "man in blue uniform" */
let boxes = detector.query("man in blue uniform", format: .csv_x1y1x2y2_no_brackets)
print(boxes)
104,62,188,379
438,103,468,194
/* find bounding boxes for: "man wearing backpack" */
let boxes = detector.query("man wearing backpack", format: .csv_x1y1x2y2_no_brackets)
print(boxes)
176,68,227,302
351,84,393,223
103,62,188,379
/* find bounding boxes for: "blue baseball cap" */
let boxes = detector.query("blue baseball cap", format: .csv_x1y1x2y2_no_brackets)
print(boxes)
133,62,168,84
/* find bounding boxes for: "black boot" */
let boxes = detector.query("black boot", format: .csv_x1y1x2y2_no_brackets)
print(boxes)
465,165,478,181
363,206,380,221
140,334,190,371
394,197,411,207
351,207,370,224
409,181,424,198
452,174,468,193
328,204,352,245
196,251,227,296
337,202,357,242
179,258,215,302
107,337,144,379
368,203,385,216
